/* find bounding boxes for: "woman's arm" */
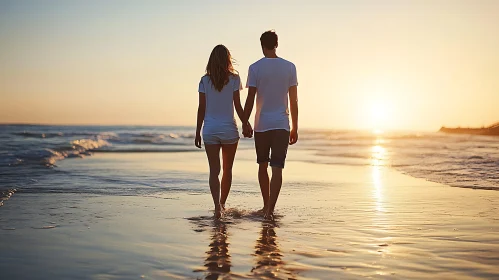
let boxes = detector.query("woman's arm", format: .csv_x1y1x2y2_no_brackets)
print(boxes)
241,87,257,138
234,90,253,137
195,92,206,148
233,90,247,124
244,87,257,121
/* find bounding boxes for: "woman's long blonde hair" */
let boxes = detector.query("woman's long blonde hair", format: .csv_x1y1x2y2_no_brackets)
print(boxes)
206,45,237,92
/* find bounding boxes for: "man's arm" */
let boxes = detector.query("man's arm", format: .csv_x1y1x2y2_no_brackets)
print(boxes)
289,85,298,145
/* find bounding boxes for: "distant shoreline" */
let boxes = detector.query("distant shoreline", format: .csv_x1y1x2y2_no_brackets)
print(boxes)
440,122,499,136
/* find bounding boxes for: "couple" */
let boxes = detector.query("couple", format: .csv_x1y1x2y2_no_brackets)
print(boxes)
194,30,298,220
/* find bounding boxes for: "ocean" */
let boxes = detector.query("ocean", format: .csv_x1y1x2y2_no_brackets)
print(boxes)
1,124,498,207
2,124,499,279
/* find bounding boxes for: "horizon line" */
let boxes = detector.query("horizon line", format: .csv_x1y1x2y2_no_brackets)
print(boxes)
0,122,438,132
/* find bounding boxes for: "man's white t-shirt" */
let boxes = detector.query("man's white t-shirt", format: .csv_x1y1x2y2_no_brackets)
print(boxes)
198,74,242,135
246,57,298,132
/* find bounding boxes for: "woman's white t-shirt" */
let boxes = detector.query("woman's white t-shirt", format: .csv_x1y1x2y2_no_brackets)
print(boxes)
198,74,242,136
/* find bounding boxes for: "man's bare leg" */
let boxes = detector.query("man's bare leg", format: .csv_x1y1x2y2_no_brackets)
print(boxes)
258,162,270,212
264,166,283,220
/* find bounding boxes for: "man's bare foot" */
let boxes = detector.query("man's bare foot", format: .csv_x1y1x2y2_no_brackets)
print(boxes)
220,204,226,211
263,211,274,221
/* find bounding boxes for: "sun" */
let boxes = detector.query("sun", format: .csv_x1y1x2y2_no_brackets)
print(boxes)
366,100,393,131
370,102,388,123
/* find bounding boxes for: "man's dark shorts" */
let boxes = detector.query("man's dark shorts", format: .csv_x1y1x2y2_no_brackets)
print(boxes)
254,129,290,169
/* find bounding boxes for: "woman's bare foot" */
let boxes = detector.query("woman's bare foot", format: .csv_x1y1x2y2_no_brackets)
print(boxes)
257,206,268,215
214,205,222,219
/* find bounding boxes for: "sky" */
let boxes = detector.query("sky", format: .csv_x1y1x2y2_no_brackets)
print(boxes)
0,0,498,131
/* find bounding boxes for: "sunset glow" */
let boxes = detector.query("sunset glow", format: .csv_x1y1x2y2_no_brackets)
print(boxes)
1,2,499,280
1,1,498,131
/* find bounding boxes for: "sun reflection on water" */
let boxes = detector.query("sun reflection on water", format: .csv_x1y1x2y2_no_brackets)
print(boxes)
369,136,393,256
371,137,387,212
371,144,386,167
372,166,384,213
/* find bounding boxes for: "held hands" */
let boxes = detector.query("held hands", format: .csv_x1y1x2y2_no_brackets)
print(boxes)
195,133,202,148
289,129,298,145
242,122,253,138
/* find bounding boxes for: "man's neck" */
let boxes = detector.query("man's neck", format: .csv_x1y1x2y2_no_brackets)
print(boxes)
264,50,278,58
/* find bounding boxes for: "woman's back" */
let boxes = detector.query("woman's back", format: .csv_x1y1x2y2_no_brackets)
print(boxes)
198,74,242,134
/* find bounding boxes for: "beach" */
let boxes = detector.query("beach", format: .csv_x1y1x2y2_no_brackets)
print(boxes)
2,1,499,278
2,148,499,279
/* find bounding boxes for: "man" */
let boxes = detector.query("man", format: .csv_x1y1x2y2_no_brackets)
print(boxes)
243,30,299,220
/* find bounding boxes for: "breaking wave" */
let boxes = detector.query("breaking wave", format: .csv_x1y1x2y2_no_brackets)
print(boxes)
2,127,200,168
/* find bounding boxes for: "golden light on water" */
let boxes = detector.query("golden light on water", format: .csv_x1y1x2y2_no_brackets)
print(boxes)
371,139,387,212
372,165,384,213
371,144,386,167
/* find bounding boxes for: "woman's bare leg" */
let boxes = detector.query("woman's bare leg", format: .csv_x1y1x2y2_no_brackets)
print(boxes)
220,141,238,208
205,144,222,218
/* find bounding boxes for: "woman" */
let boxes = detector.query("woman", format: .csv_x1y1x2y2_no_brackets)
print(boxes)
195,45,251,219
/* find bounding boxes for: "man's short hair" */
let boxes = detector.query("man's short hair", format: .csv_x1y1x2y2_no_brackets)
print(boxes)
260,30,278,50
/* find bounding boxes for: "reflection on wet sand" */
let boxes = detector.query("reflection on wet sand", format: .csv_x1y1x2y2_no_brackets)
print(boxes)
252,222,296,279
371,141,392,259
204,221,231,279
371,140,386,212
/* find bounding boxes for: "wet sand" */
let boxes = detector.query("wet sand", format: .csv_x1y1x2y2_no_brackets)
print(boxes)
1,150,499,279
